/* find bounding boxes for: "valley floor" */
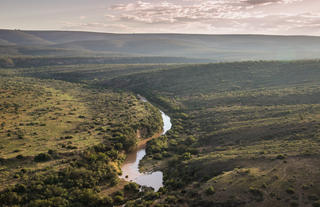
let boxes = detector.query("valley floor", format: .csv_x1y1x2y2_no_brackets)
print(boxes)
1,60,320,206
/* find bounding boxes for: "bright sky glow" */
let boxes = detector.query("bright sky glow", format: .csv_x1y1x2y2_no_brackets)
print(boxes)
1,0,320,35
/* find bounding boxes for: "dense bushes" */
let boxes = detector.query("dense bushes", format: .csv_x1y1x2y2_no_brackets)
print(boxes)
0,113,163,206
34,152,52,162
205,186,215,195
103,60,320,206
124,183,140,194
0,146,119,206
4,59,320,206
0,56,204,68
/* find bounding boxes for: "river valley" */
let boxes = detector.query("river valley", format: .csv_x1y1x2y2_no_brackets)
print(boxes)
120,110,172,191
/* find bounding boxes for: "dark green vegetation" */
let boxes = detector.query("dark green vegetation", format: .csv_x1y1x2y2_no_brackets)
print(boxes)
2,29,320,61
1,59,320,206
0,56,207,68
0,73,162,206
108,61,320,207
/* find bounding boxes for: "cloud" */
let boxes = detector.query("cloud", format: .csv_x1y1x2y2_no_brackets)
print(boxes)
103,0,320,35
61,21,133,33
109,0,305,25
110,1,247,24
59,0,320,35
241,0,302,5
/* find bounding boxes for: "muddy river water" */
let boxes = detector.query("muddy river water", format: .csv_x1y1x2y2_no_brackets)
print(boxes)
120,110,172,191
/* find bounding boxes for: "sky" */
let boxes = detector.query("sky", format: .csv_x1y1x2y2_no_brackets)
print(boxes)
1,0,320,35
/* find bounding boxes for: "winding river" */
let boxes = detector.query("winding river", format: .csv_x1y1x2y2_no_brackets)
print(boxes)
120,109,172,191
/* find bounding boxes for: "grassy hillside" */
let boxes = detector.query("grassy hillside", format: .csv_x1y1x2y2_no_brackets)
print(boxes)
0,39,14,46
51,34,320,60
1,60,320,206
16,64,181,82
105,61,320,95
0,56,208,68
0,45,99,57
25,31,114,44
103,61,320,206
0,30,52,45
1,30,320,61
0,71,163,206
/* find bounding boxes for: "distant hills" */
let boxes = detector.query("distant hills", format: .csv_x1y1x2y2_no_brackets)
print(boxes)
1,29,320,61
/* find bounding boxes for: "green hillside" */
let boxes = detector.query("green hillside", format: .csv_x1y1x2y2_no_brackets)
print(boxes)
1,60,320,206
0,72,163,206
0,30,52,45
0,56,208,68
0,39,14,46
1,30,320,61
50,34,320,60
1,29,320,206
103,61,320,206
25,31,116,44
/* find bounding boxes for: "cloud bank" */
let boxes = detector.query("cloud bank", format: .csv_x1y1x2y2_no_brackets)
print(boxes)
60,0,320,35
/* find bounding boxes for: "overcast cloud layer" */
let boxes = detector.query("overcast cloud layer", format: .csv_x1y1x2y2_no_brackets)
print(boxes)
1,0,320,35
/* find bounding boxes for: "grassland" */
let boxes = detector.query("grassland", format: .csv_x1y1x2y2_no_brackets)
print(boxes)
1,60,320,206
103,60,320,206
3,30,320,61
0,69,163,206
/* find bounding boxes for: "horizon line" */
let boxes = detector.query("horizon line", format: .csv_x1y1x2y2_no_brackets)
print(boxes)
1,28,320,38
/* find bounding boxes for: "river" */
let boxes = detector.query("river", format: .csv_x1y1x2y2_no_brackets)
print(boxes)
120,110,172,191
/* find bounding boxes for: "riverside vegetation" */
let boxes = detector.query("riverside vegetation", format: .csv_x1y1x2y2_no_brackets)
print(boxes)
0,71,162,206
1,59,320,206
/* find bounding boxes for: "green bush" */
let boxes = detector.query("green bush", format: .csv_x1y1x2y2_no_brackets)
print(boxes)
16,154,24,159
205,186,215,195
154,153,163,160
249,187,264,201
124,183,140,194
165,195,178,204
276,154,286,160
113,195,124,205
308,195,319,201
181,152,192,160
313,201,320,207
34,153,52,162
286,187,295,194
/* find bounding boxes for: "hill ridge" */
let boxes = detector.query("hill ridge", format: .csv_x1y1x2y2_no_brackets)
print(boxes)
1,29,320,61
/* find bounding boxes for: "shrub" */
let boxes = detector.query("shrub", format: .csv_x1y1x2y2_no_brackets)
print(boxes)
276,154,286,159
144,192,160,201
185,136,196,145
286,187,295,194
102,196,113,207
313,201,320,207
14,184,27,193
20,168,27,173
115,143,123,150
181,152,192,160
205,186,215,195
124,183,140,194
165,195,178,204
0,191,22,205
308,194,319,201
113,195,124,205
34,153,52,162
48,149,57,155
249,187,264,201
16,154,24,159
154,153,163,160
